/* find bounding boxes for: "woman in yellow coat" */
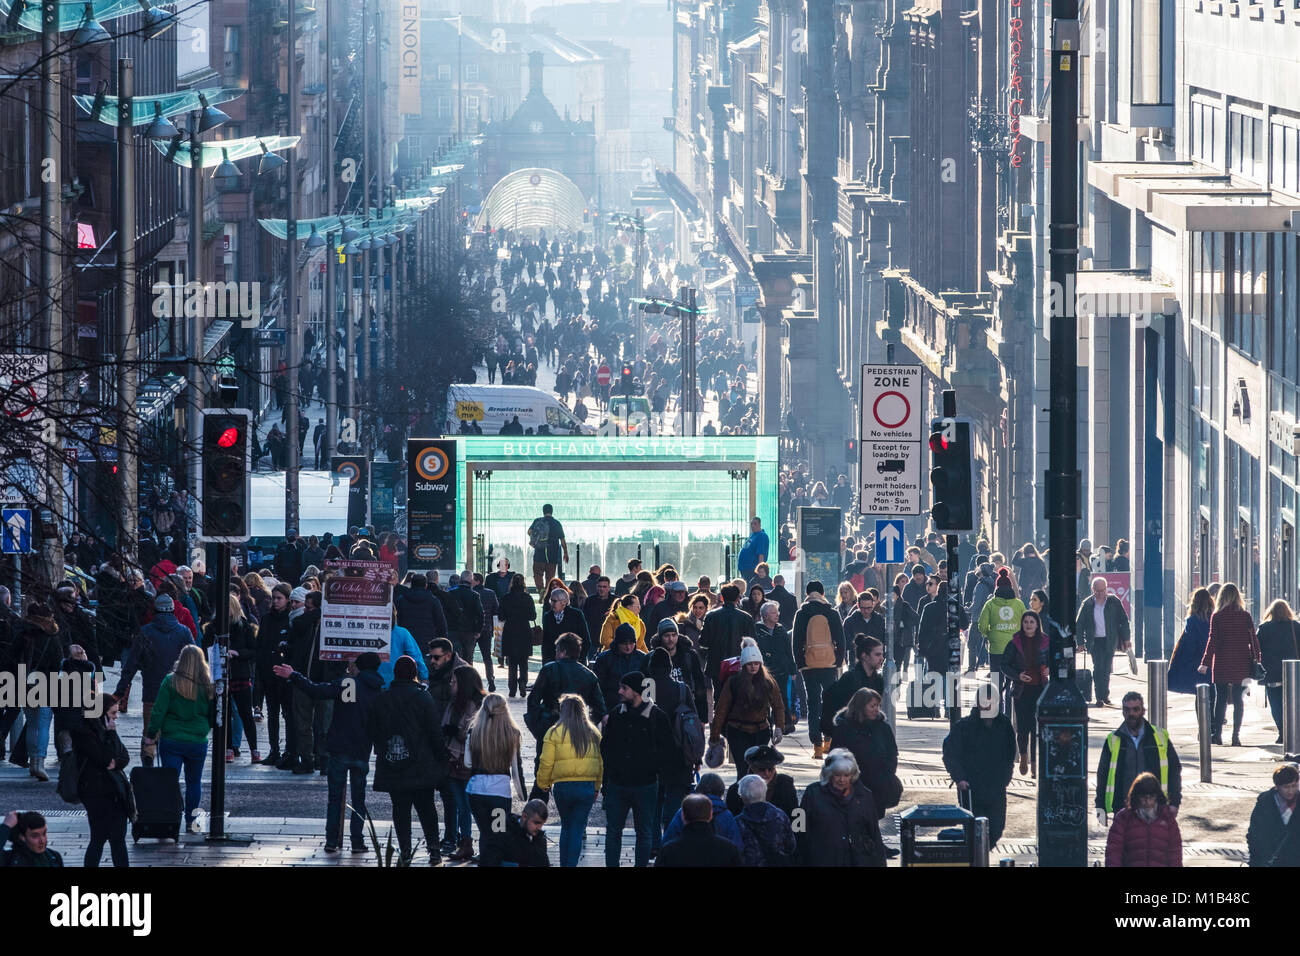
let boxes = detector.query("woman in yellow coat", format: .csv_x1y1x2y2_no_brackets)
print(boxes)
536,694,604,866
599,593,647,652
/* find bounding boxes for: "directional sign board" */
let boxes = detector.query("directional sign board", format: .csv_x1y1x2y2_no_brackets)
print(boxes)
0,354,50,506
2,508,32,554
875,519,905,564
859,365,923,515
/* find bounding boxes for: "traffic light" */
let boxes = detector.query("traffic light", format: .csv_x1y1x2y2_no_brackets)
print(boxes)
583,208,590,223
199,408,252,542
928,417,974,533
621,363,633,395
845,437,858,461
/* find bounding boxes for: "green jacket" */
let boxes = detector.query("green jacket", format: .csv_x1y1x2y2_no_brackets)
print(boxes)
977,596,1026,655
147,673,213,743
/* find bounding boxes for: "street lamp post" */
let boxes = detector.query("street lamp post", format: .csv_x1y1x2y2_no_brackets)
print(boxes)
115,58,137,564
1037,0,1088,867
39,0,67,588
284,0,301,532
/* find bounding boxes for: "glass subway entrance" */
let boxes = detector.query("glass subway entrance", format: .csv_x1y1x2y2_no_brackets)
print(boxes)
452,436,780,587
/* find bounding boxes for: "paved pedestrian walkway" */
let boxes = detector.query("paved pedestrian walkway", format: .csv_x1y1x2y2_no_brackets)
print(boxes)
0,653,1277,865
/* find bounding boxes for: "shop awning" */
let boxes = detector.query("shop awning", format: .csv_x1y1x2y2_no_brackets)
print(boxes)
655,167,704,222
1087,160,1300,232
136,372,187,424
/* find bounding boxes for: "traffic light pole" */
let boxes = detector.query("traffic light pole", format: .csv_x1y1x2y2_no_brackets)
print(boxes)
941,391,961,730
1036,0,1088,867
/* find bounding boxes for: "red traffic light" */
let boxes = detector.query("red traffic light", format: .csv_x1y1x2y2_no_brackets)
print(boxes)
217,427,240,448
622,365,632,376
929,433,949,453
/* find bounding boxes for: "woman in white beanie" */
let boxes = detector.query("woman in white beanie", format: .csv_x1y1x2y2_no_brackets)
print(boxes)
708,637,785,780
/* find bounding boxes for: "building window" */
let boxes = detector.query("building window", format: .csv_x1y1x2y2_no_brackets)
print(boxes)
1132,0,1173,105
1228,106,1265,181
465,63,478,81
1190,96,1221,168
437,96,451,118
1228,232,1266,361
438,64,451,81
224,26,243,80
1270,113,1300,195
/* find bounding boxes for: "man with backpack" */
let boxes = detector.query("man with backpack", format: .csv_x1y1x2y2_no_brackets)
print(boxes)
646,647,704,857
793,581,847,759
527,503,569,594
447,572,484,667
526,633,607,739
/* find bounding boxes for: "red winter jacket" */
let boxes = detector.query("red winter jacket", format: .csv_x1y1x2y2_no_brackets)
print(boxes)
1200,606,1260,684
1105,805,1182,867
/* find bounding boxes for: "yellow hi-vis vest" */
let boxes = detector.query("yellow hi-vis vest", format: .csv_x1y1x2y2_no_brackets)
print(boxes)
1104,727,1169,813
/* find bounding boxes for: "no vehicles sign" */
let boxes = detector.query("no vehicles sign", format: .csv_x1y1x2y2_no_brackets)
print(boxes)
859,365,923,515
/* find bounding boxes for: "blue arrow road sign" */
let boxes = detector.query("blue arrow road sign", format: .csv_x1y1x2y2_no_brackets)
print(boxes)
2,508,32,554
875,519,905,564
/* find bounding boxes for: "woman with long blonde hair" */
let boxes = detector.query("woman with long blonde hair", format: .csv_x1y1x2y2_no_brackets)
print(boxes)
144,644,213,832
1258,600,1300,742
836,581,858,622
536,693,603,866
466,693,525,866
1199,582,1262,745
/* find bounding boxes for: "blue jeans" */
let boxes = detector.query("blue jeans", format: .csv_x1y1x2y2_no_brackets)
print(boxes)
655,780,692,853
602,781,657,867
326,754,369,849
552,780,596,866
159,737,208,820
230,707,245,750
448,777,473,843
1268,685,1284,737
23,706,51,761
802,668,837,745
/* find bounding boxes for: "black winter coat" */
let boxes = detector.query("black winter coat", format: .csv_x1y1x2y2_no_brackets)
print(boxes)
593,648,649,716
943,713,1016,794
581,594,616,650
366,681,449,793
526,658,607,735
654,821,742,867
797,780,886,867
917,598,967,669
1257,619,1300,687
291,669,383,761
768,585,798,630
449,584,485,634
256,606,292,672
274,542,303,585
829,714,898,818
394,586,447,652
726,772,799,818
499,590,538,661
600,699,676,787
540,606,590,663
820,664,886,740
473,585,499,637
700,604,754,682
69,716,131,801
1247,789,1300,866
648,633,709,720
500,815,551,867
203,619,257,683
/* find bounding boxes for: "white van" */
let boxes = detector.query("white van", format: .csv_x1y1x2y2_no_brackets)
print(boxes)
443,384,594,436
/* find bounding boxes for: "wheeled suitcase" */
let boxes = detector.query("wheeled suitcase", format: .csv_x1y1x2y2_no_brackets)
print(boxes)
130,766,183,842
906,655,941,719
1075,646,1093,703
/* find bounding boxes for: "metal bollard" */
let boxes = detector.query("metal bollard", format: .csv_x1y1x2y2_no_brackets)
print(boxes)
1196,683,1213,783
1147,659,1168,731
1285,660,1300,757
973,816,990,866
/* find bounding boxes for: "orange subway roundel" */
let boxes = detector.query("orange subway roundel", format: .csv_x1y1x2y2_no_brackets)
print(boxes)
415,446,450,482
